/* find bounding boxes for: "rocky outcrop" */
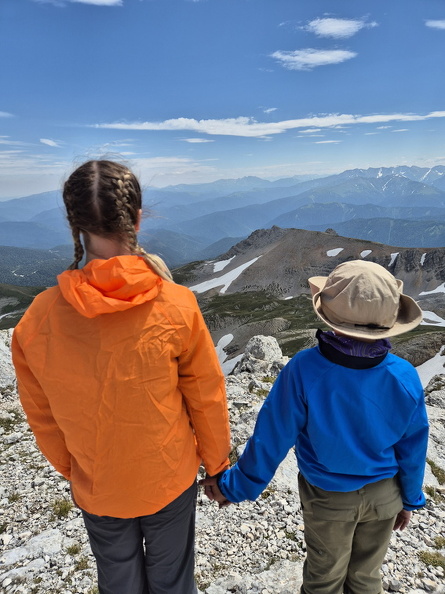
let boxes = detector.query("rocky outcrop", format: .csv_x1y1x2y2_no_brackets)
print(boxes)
0,329,14,390
232,335,288,376
1,333,445,594
392,332,445,367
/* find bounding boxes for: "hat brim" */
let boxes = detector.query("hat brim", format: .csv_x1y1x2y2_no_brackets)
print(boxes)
308,276,423,340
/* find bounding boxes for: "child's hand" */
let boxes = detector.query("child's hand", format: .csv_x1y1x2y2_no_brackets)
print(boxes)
199,476,231,508
393,509,411,530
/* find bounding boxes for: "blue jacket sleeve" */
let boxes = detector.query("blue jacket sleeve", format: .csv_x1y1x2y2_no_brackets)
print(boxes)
218,362,306,502
393,395,429,511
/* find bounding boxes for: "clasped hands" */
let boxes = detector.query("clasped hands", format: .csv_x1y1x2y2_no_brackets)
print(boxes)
199,475,231,508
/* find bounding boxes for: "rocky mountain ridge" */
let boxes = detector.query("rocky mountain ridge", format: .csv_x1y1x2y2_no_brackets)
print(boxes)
176,227,445,360
1,330,445,594
183,227,445,298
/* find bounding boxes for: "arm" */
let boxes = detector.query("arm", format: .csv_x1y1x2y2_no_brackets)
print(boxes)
178,304,231,477
393,395,429,511
218,361,305,503
12,330,71,479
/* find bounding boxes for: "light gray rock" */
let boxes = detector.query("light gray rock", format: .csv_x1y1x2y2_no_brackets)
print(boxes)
0,529,63,566
0,329,15,390
232,335,288,376
244,336,283,362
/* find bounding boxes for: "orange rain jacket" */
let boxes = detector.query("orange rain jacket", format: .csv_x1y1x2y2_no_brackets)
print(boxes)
12,255,231,518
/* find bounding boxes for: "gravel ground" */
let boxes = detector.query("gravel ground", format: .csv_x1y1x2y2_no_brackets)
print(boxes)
1,332,445,594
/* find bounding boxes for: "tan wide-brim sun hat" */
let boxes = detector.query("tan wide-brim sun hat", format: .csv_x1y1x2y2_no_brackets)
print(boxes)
308,260,423,340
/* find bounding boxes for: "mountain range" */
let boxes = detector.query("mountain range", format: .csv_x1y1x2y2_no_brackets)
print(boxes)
2,224,445,360
1,165,445,271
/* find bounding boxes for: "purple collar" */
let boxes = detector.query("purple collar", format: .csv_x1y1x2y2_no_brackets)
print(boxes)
317,330,391,359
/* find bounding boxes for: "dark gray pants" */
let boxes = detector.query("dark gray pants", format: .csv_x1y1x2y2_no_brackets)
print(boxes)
81,482,198,594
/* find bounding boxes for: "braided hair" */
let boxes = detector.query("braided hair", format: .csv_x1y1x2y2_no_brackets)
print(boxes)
62,160,173,281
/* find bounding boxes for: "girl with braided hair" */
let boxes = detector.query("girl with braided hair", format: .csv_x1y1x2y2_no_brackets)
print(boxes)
12,160,231,594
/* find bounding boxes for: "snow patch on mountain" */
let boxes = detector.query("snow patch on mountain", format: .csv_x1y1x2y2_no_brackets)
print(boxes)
326,248,344,257
222,354,243,375
420,283,445,296
213,256,235,273
190,257,262,294
360,249,372,258
389,252,399,266
216,334,233,363
416,346,445,387
420,253,427,266
421,311,445,327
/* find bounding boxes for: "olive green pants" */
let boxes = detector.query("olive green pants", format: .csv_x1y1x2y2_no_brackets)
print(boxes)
298,474,403,594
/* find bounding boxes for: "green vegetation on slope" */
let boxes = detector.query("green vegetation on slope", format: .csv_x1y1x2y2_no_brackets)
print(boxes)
0,283,45,329
198,290,445,358
198,291,318,357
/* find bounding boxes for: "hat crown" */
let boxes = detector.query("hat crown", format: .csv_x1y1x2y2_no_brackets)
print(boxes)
321,261,400,330
308,260,422,339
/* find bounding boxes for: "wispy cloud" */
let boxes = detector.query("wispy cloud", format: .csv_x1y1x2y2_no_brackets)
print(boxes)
299,128,322,134
0,150,67,173
93,110,445,139
377,125,392,129
0,137,31,147
71,0,123,5
131,156,218,188
32,0,122,6
304,18,378,39
314,140,341,144
263,107,278,114
40,138,61,147
271,49,357,71
425,20,445,30
392,129,409,132
0,111,14,118
180,138,215,143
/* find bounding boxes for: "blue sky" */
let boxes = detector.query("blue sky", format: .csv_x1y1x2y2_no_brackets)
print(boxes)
1,0,445,198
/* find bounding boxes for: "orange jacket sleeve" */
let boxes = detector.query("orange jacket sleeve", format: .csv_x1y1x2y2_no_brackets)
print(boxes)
12,330,72,480
178,304,231,477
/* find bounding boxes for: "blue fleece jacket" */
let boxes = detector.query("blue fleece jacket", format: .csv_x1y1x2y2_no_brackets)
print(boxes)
219,346,429,510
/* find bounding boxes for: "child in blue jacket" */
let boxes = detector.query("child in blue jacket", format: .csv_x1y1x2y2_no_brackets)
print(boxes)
201,260,429,594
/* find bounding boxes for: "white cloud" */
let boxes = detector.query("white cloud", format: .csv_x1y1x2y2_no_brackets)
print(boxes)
304,18,378,39
271,48,357,71
299,128,322,134
40,138,60,147
93,110,445,139
263,107,278,114
314,140,341,144
0,111,13,118
425,20,445,30
392,129,409,132
180,138,215,143
32,0,122,5
377,125,392,129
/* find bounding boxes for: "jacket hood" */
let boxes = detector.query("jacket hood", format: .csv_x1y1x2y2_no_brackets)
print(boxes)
57,255,162,318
